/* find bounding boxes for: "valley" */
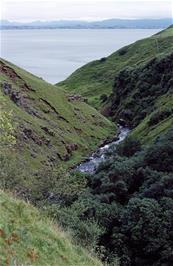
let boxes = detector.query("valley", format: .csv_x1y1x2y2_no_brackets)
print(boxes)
0,25,173,266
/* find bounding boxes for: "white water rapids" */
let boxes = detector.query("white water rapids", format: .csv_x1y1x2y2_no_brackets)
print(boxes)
77,126,130,174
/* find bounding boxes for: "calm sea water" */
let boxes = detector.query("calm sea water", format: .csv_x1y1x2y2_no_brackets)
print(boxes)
0,29,160,84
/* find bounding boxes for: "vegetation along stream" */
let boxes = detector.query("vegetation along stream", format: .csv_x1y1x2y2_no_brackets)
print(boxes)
77,126,130,174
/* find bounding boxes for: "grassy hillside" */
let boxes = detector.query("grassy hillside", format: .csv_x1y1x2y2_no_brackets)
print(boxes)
131,93,173,143
0,58,115,170
0,190,103,266
57,26,173,108
104,51,173,142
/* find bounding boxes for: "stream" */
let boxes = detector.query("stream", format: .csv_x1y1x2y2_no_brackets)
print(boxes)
77,126,130,174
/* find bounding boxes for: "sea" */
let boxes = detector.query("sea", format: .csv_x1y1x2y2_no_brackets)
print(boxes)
0,29,160,84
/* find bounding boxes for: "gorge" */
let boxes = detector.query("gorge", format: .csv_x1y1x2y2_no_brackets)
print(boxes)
0,25,173,266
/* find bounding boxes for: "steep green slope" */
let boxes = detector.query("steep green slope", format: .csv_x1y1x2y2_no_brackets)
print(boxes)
104,51,173,142
0,190,102,266
0,59,115,170
57,26,173,108
131,93,173,143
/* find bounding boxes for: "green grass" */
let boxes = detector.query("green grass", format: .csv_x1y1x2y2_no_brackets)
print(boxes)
57,26,173,108
0,58,115,170
0,190,103,266
131,93,173,143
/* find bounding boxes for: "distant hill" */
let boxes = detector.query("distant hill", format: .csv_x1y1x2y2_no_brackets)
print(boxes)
57,25,173,109
0,18,172,29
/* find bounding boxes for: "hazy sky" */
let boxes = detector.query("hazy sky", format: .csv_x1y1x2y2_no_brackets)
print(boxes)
1,0,173,22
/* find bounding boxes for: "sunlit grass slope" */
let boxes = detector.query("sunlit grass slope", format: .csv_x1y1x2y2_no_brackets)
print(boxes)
0,190,103,266
0,59,115,170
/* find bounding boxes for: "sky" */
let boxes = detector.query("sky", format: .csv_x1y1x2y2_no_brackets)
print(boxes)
1,0,173,22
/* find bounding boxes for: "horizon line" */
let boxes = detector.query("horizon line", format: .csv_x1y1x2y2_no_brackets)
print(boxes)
1,17,172,23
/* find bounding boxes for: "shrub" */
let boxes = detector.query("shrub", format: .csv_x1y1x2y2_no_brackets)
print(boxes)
100,94,108,103
116,137,141,157
118,48,127,56
0,104,16,148
100,57,107,63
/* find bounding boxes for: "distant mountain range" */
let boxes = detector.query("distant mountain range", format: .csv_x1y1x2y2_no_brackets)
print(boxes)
0,18,172,29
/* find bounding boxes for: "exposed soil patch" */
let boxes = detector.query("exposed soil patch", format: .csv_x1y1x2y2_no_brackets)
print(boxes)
0,60,35,92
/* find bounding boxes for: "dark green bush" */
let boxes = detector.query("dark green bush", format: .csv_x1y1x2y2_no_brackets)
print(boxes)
52,127,173,265
118,48,128,56
100,57,107,63
116,136,141,157
100,94,108,103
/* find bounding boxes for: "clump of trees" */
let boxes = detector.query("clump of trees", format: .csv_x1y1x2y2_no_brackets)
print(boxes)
108,53,173,127
50,128,173,265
